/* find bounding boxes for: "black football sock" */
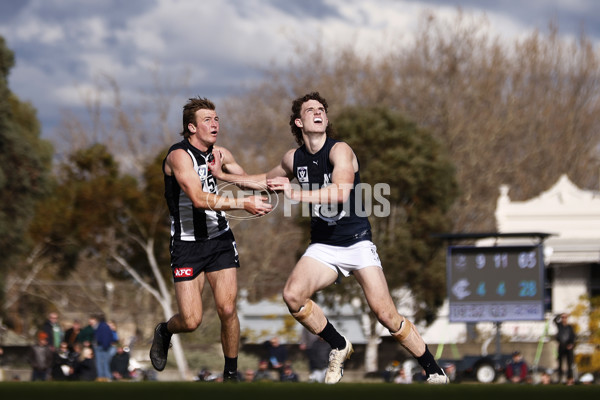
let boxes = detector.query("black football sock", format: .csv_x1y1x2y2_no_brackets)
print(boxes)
416,346,443,375
318,321,346,350
224,356,238,372
161,322,172,337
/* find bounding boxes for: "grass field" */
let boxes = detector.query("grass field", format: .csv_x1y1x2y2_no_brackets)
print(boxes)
0,381,599,400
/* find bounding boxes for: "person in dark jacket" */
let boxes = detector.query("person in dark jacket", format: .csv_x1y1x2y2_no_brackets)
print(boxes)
74,347,97,381
63,319,82,352
28,332,53,381
51,341,77,381
78,316,97,348
253,359,275,382
554,313,576,385
279,362,299,382
300,330,329,383
94,314,115,381
264,336,288,376
110,344,131,380
505,351,528,383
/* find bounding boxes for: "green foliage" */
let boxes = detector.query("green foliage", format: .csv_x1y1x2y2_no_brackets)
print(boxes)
28,144,130,270
0,36,53,276
331,106,458,323
29,144,170,280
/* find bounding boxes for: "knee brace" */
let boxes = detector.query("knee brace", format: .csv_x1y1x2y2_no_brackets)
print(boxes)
291,299,327,334
391,317,426,357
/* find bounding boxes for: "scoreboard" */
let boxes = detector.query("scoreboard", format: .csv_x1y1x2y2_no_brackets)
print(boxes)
446,245,545,322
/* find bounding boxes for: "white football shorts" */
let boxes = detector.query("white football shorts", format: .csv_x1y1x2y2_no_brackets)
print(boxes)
302,240,382,277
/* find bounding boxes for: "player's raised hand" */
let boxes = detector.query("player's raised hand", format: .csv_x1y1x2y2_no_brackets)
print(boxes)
208,149,223,177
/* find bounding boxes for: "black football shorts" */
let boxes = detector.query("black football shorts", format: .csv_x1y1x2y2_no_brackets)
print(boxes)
169,229,240,282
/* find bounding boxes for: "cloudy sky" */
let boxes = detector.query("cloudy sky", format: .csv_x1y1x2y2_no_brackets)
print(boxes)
1,0,599,141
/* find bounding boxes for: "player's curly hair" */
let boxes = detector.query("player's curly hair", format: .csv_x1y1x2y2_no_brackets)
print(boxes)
289,92,334,145
181,96,216,138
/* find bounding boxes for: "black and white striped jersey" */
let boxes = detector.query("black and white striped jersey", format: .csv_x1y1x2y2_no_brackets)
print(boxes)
163,139,229,241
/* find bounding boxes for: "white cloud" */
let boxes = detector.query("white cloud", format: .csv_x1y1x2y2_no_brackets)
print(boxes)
0,0,598,140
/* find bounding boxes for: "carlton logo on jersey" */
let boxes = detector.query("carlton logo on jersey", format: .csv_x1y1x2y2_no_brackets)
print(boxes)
174,267,193,278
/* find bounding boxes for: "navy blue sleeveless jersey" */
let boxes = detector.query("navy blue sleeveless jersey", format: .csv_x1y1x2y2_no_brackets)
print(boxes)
293,137,371,246
163,139,229,241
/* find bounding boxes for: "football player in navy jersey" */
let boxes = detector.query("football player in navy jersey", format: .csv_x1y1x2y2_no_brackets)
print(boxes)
150,97,272,382
209,92,447,384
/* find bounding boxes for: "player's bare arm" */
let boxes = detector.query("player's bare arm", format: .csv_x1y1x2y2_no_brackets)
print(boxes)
166,148,272,215
209,146,268,190
264,148,296,195
268,143,356,204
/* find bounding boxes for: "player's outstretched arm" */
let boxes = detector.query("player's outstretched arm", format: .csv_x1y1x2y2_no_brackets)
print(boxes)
209,146,268,190
167,148,272,215
267,143,355,204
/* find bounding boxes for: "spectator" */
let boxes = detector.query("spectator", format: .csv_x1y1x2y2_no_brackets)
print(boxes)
554,313,576,385
243,369,256,382
94,314,114,381
78,316,98,348
71,342,83,366
51,341,76,381
264,336,288,375
27,332,53,381
253,359,275,382
383,360,402,383
74,347,97,381
280,362,299,382
539,369,553,385
110,344,131,380
63,319,82,352
41,312,63,351
505,351,529,383
442,362,456,382
394,367,412,384
107,320,120,366
194,367,218,382
412,368,427,383
300,330,329,383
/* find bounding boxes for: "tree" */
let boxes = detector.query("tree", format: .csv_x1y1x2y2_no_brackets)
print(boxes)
229,10,600,236
0,36,53,313
385,14,600,233
17,143,192,379
25,71,198,377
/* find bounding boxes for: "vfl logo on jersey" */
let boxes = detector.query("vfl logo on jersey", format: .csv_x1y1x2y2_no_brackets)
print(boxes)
297,166,309,183
197,165,208,179
174,267,194,278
